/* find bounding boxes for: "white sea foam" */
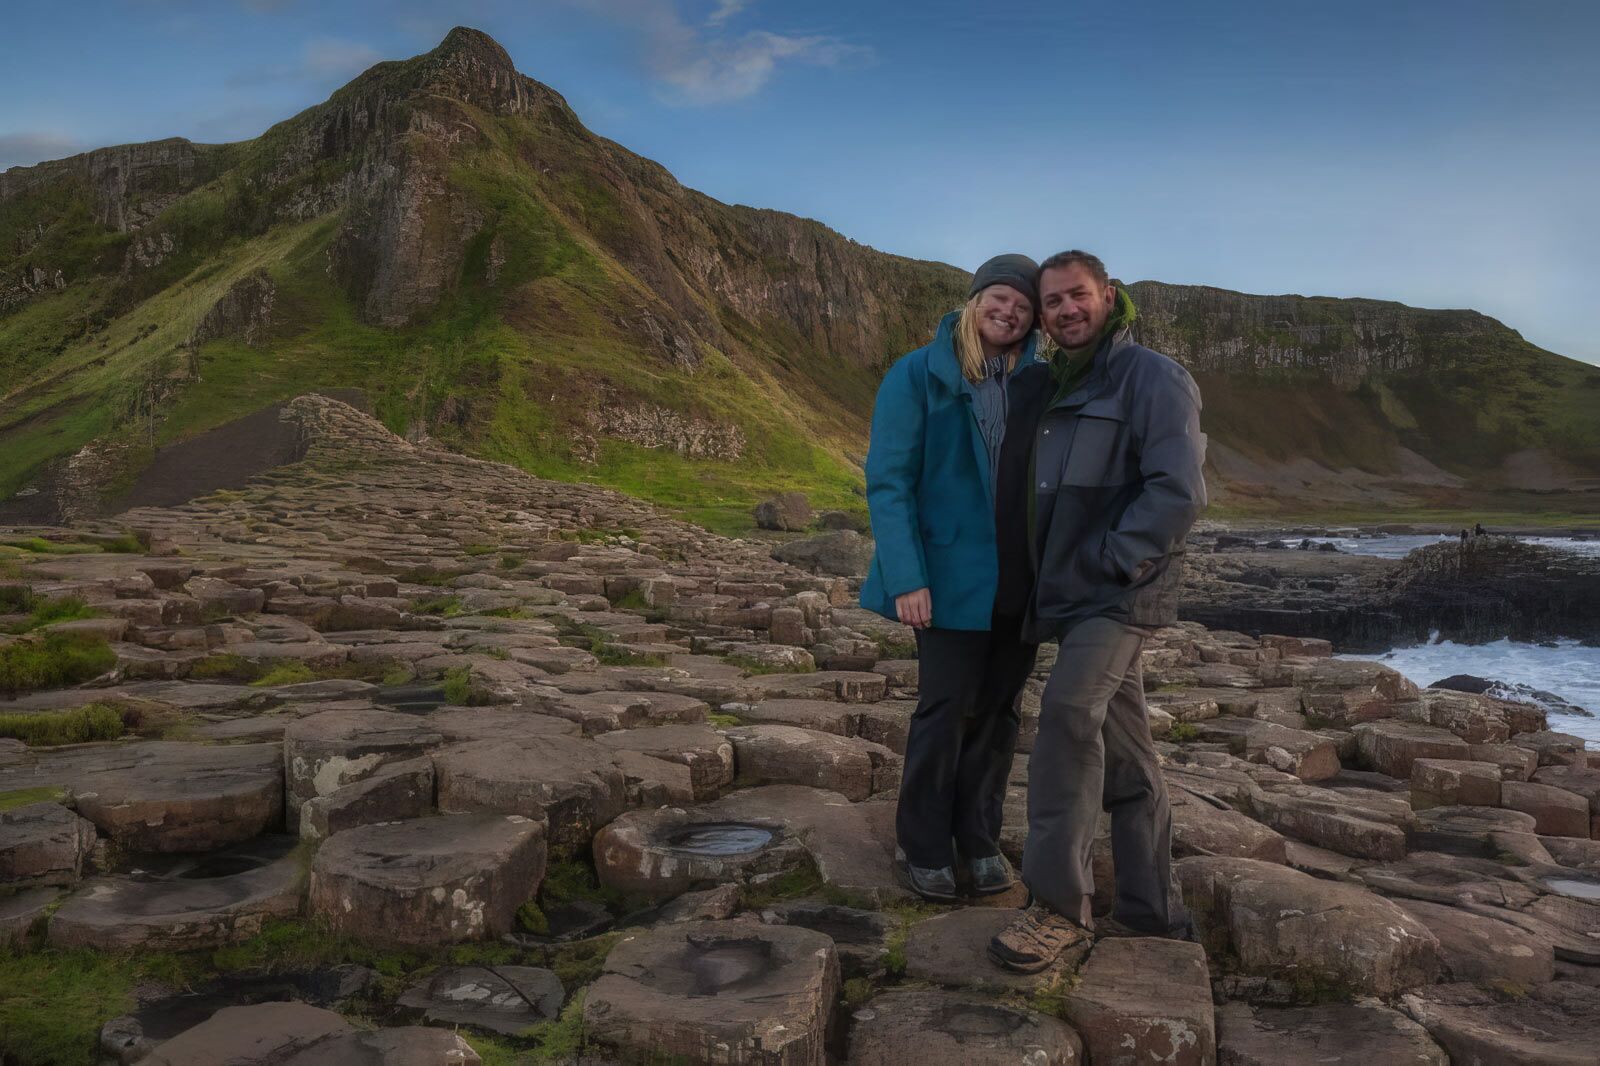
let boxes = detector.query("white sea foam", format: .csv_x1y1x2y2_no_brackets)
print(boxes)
1347,638,1600,744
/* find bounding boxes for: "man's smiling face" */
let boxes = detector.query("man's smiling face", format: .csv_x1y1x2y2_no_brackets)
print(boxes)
1039,261,1115,350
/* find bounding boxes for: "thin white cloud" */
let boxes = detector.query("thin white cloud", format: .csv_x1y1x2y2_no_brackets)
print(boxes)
573,0,871,104
0,131,84,170
706,0,748,26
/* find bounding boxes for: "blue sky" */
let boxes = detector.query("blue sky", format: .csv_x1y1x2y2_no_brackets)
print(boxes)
3,0,1597,362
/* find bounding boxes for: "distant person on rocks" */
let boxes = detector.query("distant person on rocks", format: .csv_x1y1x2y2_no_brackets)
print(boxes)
1475,522,1487,537
988,250,1207,973
861,254,1051,902
1460,528,1470,545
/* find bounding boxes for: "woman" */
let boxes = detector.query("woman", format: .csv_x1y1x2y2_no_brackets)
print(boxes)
860,254,1051,901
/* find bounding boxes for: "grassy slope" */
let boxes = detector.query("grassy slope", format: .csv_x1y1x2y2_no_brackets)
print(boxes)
0,100,878,534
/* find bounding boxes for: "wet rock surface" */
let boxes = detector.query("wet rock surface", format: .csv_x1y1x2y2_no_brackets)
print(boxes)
1,395,1595,1062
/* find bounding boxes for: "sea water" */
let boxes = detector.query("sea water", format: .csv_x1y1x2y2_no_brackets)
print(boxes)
1348,638,1600,744
1297,533,1600,559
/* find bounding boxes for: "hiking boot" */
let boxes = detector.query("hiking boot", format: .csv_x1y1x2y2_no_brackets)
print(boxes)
968,854,1016,896
896,861,958,903
987,902,1093,973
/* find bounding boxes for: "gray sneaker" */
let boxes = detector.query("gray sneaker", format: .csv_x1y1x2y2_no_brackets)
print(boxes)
968,854,1016,896
895,860,958,902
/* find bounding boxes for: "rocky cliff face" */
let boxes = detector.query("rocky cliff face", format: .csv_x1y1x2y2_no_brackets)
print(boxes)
1128,281,1518,389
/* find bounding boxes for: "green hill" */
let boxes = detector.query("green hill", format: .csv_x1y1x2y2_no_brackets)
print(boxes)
2,27,1596,531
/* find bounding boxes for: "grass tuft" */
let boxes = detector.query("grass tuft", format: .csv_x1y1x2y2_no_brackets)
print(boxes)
0,633,117,695
0,703,124,746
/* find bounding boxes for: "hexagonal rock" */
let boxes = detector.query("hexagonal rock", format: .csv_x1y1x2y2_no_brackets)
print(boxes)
592,804,811,901
1250,787,1409,860
594,724,735,800
1217,1000,1446,1066
428,705,579,743
1412,803,1539,857
1194,719,1339,781
539,690,709,734
585,920,839,1066
849,987,1084,1065
1356,853,1539,909
283,708,443,816
1531,764,1600,828
433,736,626,851
1516,730,1587,767
1402,689,1512,744
0,801,96,887
1394,898,1555,986
1274,658,1418,726
1353,720,1470,779
1401,981,1600,1066
299,756,434,841
758,900,894,979
724,724,900,801
1171,795,1288,863
1061,938,1215,1066
1179,856,1441,996
142,1002,483,1065
744,670,887,703
50,838,303,950
141,1003,353,1066
905,907,1089,994
739,698,860,735
309,814,546,946
1410,758,1502,809
71,741,284,853
397,964,563,1036
595,786,903,903
1469,742,1539,781
1500,781,1591,838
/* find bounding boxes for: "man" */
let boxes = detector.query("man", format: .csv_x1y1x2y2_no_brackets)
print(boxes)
988,250,1207,973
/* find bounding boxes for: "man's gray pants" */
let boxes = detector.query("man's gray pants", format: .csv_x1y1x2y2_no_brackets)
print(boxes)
1021,615,1187,934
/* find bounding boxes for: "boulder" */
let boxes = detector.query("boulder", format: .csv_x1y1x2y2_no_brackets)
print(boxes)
585,920,839,1066
70,741,284,853
1180,856,1441,996
396,965,563,1036
724,724,900,801
1062,938,1216,1066
283,708,442,816
0,801,96,887
770,530,872,577
753,492,814,531
1251,786,1409,860
1217,1000,1445,1066
1402,981,1600,1066
849,987,1084,1065
1171,794,1289,863
309,814,546,946
434,736,626,850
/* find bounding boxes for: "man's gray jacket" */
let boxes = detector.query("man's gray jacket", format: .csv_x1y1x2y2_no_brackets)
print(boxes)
1024,328,1207,642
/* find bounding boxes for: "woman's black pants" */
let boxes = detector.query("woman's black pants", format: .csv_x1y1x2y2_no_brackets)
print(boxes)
895,615,1039,869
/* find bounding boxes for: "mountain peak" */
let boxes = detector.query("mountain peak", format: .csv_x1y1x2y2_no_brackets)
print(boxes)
432,25,515,68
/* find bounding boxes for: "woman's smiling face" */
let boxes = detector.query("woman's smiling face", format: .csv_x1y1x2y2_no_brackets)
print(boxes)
974,284,1034,351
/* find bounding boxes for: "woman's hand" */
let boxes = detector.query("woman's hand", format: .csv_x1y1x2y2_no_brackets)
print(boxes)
895,588,932,629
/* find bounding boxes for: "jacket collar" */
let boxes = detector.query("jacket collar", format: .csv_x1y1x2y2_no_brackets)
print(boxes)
927,310,1043,393
1048,325,1137,411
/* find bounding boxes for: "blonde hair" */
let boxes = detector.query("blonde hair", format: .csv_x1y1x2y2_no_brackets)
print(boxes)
955,293,1033,382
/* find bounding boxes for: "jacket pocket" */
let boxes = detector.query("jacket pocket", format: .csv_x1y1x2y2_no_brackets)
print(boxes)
1061,402,1131,488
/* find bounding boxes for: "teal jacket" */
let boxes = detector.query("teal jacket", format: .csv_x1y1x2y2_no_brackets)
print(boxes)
860,312,1042,630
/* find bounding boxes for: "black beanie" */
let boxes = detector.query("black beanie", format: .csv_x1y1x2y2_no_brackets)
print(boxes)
968,253,1040,309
